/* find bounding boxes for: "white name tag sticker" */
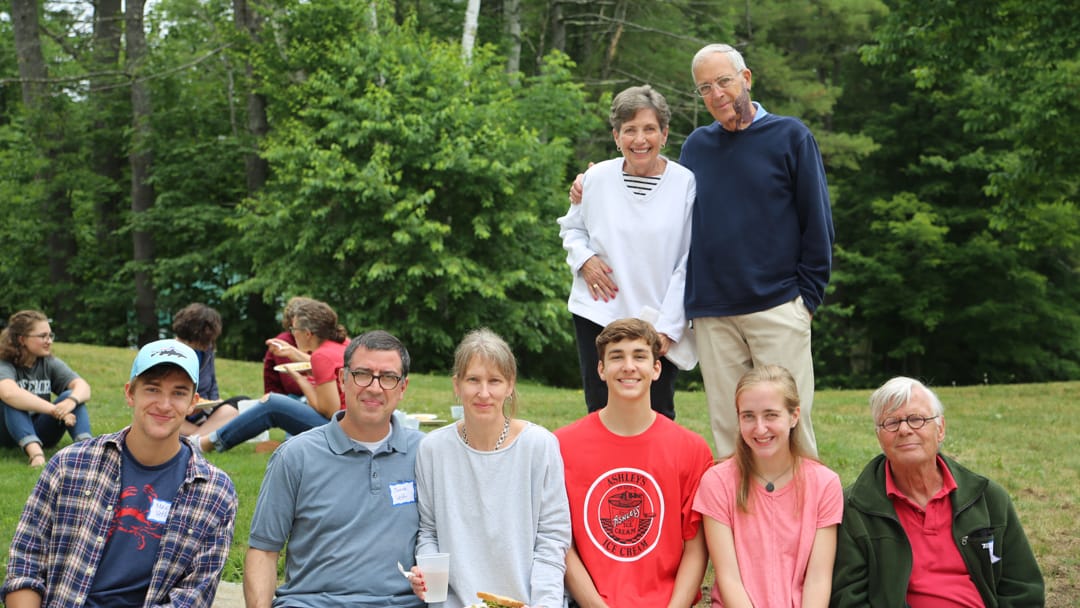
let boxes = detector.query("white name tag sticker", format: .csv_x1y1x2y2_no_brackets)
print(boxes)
389,481,417,506
148,498,172,523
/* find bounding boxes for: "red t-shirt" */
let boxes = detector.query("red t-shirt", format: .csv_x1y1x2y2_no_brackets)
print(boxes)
886,456,984,608
308,339,349,410
555,413,713,606
262,331,305,396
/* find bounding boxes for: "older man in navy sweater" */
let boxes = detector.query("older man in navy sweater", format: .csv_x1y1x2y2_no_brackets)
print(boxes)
681,43,833,458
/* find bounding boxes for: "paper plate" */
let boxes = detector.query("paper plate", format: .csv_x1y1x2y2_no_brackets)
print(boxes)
196,399,223,411
273,361,312,373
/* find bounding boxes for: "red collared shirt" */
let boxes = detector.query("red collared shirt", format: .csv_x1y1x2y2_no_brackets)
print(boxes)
886,455,984,607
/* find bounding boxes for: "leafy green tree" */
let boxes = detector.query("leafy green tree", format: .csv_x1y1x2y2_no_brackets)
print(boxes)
232,5,597,374
822,0,1080,384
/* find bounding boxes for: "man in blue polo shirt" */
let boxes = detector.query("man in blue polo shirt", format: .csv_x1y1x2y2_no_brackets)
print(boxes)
243,330,425,608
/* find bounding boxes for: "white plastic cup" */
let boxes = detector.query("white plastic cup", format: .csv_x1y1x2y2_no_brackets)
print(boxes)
238,399,270,443
450,405,464,420
416,552,450,603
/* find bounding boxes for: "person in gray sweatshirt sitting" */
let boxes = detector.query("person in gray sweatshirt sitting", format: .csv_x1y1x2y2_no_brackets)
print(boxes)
411,328,571,608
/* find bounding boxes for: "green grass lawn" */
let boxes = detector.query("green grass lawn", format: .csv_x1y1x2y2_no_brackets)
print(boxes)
3,343,1078,607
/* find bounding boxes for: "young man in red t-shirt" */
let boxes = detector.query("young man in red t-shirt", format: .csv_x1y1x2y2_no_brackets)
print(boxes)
555,318,713,608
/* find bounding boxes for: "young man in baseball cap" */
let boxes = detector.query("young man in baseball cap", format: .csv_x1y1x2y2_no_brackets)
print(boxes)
2,339,237,608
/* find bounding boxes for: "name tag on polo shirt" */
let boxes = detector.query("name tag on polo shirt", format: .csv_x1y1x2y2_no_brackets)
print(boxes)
389,481,416,506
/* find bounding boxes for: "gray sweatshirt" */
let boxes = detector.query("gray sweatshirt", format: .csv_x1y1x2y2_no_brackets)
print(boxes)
415,422,571,608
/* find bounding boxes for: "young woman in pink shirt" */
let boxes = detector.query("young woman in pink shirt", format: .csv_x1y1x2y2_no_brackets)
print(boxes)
693,365,843,607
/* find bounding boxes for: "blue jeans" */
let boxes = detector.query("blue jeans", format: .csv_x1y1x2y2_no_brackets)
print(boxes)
210,393,329,452
0,390,93,449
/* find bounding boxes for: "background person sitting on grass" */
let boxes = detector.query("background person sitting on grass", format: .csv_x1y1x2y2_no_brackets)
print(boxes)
172,302,249,438
195,298,349,453
0,310,92,468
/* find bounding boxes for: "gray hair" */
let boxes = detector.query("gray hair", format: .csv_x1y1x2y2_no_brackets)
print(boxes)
609,85,671,132
869,377,945,424
691,43,748,81
344,330,411,377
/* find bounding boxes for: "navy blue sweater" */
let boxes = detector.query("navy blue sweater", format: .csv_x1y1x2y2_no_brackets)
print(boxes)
679,111,833,317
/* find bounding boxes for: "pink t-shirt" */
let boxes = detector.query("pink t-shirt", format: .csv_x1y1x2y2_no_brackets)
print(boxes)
694,457,843,607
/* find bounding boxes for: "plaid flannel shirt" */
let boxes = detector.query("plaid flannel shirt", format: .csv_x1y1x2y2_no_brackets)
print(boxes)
2,429,237,608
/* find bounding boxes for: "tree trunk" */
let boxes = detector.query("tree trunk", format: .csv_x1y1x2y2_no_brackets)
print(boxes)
127,0,158,344
600,0,627,80
234,0,270,194
549,0,566,53
504,0,521,74
10,0,46,105
11,0,77,326
90,0,126,260
462,0,481,64
233,0,275,354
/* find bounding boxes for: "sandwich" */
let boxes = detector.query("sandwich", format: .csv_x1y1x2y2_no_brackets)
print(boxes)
473,591,526,608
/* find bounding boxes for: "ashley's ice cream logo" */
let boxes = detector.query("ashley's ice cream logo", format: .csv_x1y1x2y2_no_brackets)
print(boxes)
584,467,665,562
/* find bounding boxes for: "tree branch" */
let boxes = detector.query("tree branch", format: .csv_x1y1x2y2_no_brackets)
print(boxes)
0,44,234,91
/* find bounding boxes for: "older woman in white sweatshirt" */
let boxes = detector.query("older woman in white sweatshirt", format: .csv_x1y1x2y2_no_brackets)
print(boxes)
557,84,695,421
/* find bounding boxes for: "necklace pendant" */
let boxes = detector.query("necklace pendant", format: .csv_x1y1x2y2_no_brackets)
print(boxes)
764,481,775,493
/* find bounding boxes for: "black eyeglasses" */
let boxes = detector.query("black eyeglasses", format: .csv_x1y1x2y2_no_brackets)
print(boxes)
25,332,56,341
877,414,939,432
345,369,403,390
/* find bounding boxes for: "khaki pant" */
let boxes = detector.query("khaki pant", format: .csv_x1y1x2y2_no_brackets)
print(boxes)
695,296,817,459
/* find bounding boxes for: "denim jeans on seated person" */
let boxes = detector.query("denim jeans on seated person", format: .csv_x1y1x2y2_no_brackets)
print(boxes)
209,392,330,452
0,389,93,449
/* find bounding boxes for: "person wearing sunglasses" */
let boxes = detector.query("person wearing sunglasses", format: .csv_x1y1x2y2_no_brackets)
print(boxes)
0,309,92,468
832,377,1044,607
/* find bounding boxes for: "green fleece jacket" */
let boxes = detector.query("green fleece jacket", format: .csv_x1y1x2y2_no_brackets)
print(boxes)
831,454,1044,607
